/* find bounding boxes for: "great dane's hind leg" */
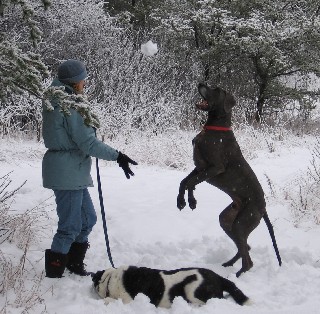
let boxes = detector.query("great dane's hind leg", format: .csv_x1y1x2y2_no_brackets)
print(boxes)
221,234,253,277
222,245,251,268
236,208,264,277
235,241,253,277
219,200,254,275
219,199,242,232
226,206,264,277
177,168,199,210
222,252,240,267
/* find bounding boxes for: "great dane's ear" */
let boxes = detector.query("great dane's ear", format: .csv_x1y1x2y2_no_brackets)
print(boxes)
224,92,236,113
198,83,208,100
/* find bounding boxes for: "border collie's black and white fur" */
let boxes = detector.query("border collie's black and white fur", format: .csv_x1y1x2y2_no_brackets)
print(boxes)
92,266,249,308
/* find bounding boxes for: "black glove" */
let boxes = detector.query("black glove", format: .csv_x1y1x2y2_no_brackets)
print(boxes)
116,152,138,179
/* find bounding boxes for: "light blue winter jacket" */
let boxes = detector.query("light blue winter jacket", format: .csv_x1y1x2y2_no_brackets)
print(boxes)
42,79,119,190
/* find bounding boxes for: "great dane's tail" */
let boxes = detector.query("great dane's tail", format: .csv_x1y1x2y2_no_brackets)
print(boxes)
263,213,282,266
221,277,249,305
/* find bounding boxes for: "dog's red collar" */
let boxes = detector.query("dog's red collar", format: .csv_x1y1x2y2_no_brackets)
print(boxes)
203,125,232,131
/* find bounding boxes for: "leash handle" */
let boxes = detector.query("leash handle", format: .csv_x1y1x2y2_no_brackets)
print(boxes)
94,129,115,268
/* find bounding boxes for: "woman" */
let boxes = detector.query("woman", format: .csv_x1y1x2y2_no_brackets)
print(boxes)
42,59,137,278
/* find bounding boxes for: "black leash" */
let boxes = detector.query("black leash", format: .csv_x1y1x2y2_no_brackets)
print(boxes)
94,130,115,268
95,157,115,268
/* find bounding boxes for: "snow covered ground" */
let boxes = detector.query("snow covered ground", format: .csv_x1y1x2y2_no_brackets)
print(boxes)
1,135,320,314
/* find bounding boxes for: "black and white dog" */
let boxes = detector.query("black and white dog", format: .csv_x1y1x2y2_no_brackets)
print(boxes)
92,266,249,308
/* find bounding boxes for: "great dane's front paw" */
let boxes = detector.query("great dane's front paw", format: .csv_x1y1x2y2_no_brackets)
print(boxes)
188,197,197,210
177,195,186,210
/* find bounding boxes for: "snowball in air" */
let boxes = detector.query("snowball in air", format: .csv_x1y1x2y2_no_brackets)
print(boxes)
141,40,158,56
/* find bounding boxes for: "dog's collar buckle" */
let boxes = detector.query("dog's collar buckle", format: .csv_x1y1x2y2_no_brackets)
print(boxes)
203,125,232,131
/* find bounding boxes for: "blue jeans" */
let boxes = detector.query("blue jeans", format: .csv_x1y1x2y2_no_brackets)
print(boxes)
51,189,97,254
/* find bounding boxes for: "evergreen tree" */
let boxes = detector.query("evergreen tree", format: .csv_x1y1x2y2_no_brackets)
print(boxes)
105,0,158,31
150,0,320,122
0,0,50,101
225,0,320,122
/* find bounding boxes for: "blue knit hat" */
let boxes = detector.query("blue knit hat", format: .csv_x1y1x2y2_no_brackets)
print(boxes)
58,59,87,84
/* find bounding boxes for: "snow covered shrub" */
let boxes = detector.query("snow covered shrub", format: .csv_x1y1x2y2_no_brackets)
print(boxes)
92,49,197,139
0,244,45,313
233,123,292,160
0,172,26,206
0,171,51,247
287,138,320,225
0,94,42,139
103,123,297,170
0,172,50,312
108,129,196,170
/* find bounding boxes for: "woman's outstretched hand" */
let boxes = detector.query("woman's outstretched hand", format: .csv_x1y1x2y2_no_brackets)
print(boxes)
116,152,138,179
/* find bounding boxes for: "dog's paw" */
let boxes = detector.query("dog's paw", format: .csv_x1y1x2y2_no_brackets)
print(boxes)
188,197,197,210
222,261,234,268
235,262,253,278
104,297,116,305
177,196,186,210
236,268,247,278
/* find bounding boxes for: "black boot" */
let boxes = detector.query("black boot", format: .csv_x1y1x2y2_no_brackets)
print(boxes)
66,242,90,276
45,249,68,278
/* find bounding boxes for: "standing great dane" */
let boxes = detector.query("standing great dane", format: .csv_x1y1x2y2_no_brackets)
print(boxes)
177,83,282,277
